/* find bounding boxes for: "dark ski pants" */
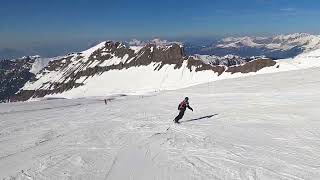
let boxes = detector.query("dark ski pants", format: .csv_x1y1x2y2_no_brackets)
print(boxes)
174,109,185,123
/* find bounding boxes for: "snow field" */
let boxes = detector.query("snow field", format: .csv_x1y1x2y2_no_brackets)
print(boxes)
1,67,320,179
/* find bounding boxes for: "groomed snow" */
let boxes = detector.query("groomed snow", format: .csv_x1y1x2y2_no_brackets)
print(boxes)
1,66,320,179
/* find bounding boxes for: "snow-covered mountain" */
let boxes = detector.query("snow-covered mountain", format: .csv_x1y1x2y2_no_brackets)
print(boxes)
186,33,320,58
5,36,320,102
217,33,320,51
11,41,276,101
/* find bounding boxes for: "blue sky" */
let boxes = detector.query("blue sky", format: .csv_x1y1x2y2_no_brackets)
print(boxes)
1,0,320,57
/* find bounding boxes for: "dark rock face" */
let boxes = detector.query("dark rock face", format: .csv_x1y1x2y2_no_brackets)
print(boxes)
13,42,277,101
226,59,276,74
0,57,37,102
126,44,185,70
186,57,225,75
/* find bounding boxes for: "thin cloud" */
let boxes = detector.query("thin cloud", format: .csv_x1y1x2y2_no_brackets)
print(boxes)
280,8,296,12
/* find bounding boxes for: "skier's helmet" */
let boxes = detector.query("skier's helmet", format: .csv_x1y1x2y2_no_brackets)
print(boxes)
185,97,189,101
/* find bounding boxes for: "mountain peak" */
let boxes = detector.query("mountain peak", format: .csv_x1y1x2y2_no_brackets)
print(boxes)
8,41,276,101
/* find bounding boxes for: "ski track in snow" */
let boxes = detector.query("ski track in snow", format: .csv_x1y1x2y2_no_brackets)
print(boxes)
1,68,320,179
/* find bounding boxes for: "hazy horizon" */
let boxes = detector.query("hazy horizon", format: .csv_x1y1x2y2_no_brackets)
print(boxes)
1,0,320,58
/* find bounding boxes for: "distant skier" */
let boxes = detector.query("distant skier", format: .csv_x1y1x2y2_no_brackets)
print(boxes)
174,97,193,123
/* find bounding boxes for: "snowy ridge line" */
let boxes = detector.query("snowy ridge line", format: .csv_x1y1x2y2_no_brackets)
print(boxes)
13,41,221,100
11,41,320,101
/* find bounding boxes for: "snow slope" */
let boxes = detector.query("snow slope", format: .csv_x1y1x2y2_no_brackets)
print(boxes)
273,48,320,71
29,56,62,74
20,46,320,100
1,65,320,179
43,61,221,99
55,47,320,99
19,41,230,100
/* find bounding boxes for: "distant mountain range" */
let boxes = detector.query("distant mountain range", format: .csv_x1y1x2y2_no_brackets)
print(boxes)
2,33,320,102
2,33,320,60
184,33,320,58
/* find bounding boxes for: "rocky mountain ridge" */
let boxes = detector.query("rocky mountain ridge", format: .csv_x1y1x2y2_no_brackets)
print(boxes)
11,41,275,101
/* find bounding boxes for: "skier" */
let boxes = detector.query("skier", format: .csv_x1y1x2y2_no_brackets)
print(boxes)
174,97,193,123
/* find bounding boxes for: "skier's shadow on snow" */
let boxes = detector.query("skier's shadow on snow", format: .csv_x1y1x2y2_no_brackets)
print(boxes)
181,114,218,123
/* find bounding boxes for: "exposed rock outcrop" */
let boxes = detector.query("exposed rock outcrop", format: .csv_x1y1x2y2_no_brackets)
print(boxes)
226,59,276,74
12,41,277,101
